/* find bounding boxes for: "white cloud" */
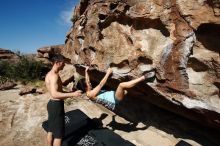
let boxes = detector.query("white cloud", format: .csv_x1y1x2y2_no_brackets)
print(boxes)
60,7,75,25
59,0,79,26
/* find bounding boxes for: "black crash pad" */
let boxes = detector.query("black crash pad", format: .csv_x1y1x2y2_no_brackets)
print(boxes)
42,109,96,138
42,109,135,146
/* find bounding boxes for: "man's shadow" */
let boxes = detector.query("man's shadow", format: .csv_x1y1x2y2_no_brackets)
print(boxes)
106,115,147,132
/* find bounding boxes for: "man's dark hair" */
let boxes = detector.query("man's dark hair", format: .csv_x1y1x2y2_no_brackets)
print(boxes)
51,53,69,63
76,78,87,93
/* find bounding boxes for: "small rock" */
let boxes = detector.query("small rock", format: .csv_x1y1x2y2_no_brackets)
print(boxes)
19,86,37,96
0,81,17,90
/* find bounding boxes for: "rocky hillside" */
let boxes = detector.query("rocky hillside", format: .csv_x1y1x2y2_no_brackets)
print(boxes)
62,0,220,129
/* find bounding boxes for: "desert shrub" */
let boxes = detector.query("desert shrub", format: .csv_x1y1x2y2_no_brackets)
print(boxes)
0,55,45,83
0,75,11,84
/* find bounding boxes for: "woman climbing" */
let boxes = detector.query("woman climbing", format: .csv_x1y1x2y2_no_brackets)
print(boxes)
77,66,155,110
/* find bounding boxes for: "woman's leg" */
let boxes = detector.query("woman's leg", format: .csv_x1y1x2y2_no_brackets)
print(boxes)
115,76,145,101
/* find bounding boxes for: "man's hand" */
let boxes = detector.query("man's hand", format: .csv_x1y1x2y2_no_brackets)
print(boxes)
72,90,82,97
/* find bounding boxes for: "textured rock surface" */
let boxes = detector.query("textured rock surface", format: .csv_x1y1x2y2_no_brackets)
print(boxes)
59,64,76,86
63,0,220,129
0,88,220,146
0,87,48,146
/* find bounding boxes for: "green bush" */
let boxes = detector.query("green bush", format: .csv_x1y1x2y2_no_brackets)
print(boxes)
0,55,45,83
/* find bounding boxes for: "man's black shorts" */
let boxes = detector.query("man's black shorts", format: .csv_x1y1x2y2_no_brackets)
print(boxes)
47,99,65,139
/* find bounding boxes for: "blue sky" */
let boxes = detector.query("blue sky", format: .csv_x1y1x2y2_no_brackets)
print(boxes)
0,0,80,54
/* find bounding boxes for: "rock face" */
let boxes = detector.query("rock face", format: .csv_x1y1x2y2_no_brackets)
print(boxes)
63,0,220,129
59,64,76,86
0,48,19,61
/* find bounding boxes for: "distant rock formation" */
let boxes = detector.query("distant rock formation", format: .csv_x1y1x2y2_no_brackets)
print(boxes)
62,0,220,129
0,48,19,61
36,44,65,65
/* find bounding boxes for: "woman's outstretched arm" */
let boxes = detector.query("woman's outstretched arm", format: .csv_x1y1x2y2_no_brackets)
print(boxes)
88,68,112,98
85,66,91,86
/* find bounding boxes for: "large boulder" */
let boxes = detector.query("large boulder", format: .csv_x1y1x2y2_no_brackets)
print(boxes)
63,0,220,129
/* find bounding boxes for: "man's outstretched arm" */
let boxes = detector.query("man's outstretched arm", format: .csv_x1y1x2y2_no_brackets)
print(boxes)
50,74,82,99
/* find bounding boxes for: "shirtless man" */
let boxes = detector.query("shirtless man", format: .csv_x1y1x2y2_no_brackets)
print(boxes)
45,54,82,146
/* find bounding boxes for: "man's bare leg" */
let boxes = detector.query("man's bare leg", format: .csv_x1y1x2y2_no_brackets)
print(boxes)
53,138,62,146
47,132,53,146
115,76,145,101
